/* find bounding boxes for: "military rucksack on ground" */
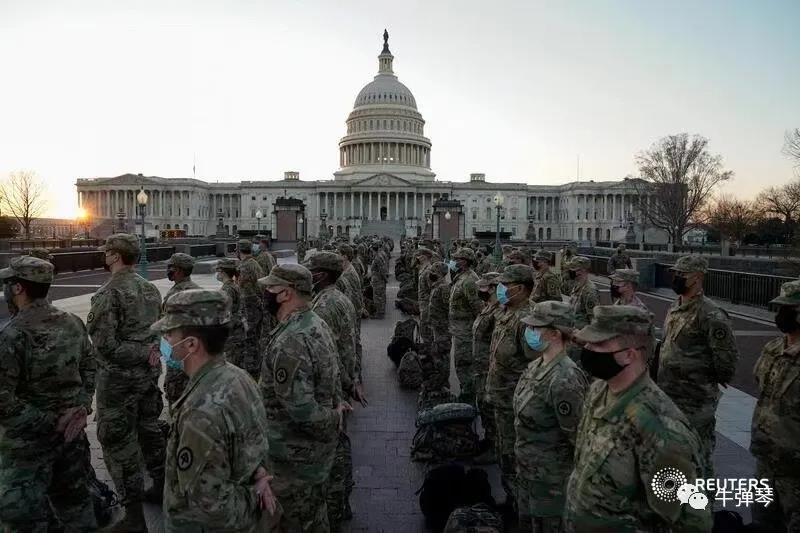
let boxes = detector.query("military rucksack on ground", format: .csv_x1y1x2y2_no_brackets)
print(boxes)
417,463,496,533
411,402,480,463
387,318,418,366
443,503,503,533
417,388,456,412
398,350,423,389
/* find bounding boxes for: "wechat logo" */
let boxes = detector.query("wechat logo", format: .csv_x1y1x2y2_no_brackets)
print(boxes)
651,467,709,510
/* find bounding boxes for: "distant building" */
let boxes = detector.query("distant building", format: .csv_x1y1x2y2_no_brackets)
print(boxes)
76,31,664,244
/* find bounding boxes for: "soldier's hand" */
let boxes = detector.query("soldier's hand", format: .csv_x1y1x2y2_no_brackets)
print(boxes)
148,344,161,367
253,466,277,514
353,383,369,408
56,406,87,442
335,402,353,431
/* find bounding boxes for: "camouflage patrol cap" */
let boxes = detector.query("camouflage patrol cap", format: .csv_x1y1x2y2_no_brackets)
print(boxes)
303,251,344,274
237,239,253,253
522,301,574,331
568,256,592,270
258,263,313,293
151,289,231,332
337,243,355,260
496,264,534,285
99,233,139,255
415,247,434,258
507,250,527,263
534,250,552,263
452,247,476,263
476,272,501,288
216,257,239,271
255,234,269,242
671,255,708,274
470,239,480,247
429,261,449,278
617,244,626,251
610,268,640,284
167,253,195,269
28,248,54,263
770,280,800,306
0,256,54,284
575,305,652,343
421,238,434,247
501,245,513,254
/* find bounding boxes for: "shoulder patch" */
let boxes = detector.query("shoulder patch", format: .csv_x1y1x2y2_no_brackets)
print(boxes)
275,367,288,384
557,400,572,416
177,447,193,471
86,312,94,323
713,328,727,340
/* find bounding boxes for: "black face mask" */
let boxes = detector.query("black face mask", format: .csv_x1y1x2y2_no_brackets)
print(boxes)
311,271,326,293
568,270,577,280
532,261,541,271
478,291,490,302
609,285,622,300
775,307,800,333
264,290,282,316
167,268,176,282
671,275,688,295
581,347,628,380
4,283,18,316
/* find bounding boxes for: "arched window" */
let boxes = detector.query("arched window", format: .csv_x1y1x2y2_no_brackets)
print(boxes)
538,228,543,240
233,225,238,235
606,229,611,240
183,224,189,231
595,228,601,241
546,228,552,239
166,224,171,229
578,228,583,240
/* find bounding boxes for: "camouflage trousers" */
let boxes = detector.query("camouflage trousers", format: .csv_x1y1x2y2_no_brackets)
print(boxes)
753,461,800,533
492,395,517,502
516,478,566,533
272,478,329,533
419,307,432,343
450,322,475,405
326,431,354,528
96,369,166,504
0,434,96,531
476,373,496,448
421,337,452,392
164,366,189,406
371,277,386,317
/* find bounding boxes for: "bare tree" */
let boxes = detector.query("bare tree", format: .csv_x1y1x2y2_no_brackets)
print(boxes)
0,171,47,239
756,180,800,243
701,195,758,244
784,128,800,171
633,133,732,244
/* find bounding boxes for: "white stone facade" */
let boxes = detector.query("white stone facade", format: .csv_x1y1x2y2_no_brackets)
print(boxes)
75,32,663,244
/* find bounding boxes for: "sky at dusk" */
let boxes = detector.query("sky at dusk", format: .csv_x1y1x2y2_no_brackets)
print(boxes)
1,0,798,218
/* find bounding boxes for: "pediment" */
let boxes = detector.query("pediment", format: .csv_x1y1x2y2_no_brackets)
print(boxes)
96,174,161,186
354,173,415,188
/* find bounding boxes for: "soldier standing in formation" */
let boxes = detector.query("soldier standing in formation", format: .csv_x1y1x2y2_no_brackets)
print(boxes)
658,255,738,477
155,289,277,529
566,256,599,332
486,264,536,509
559,243,577,295
609,268,649,311
566,305,711,531
0,257,97,530
258,264,350,532
336,243,367,391
514,301,587,533
296,238,308,263
237,239,266,380
216,258,247,368
416,247,435,350
424,262,453,394
448,247,483,405
751,280,800,531
530,250,562,304
163,253,201,406
473,272,501,463
88,234,166,530
370,241,388,318
304,252,359,528
607,243,633,274
255,234,278,275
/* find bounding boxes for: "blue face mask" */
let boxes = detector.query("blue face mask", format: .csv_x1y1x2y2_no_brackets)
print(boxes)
447,260,457,272
496,283,509,305
160,336,191,371
524,327,549,352
252,243,260,254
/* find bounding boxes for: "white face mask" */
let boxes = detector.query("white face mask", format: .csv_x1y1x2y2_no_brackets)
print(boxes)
215,272,224,282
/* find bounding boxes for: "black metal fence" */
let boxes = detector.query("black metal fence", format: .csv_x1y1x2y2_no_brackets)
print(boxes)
596,241,793,258
50,245,217,273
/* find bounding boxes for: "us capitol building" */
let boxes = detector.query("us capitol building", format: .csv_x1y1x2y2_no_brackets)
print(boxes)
76,31,661,244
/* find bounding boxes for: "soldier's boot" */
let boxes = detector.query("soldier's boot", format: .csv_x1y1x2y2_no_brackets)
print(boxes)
142,476,164,505
104,503,147,533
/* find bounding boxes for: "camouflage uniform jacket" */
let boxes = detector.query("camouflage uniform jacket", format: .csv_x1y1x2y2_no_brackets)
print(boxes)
353,256,367,281
614,295,649,312
750,336,800,472
88,269,162,374
429,279,451,342
448,269,482,329
569,279,599,329
513,350,587,516
237,257,265,335
337,264,364,315
607,253,632,273
0,300,96,453
531,268,563,304
565,374,712,532
165,359,270,531
311,286,358,398
473,302,500,373
658,295,738,425
486,303,538,404
474,258,492,276
370,253,388,281
220,280,245,346
256,250,277,276
164,278,201,309
261,308,340,484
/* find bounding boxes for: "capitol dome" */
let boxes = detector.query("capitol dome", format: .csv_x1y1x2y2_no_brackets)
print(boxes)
335,30,434,182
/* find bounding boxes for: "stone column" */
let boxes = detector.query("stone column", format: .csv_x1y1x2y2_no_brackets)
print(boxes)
368,192,373,220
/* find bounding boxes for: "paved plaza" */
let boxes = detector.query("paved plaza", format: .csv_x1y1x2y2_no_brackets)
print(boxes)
43,252,771,531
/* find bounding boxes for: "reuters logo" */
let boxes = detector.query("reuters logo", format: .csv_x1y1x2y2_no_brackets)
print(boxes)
651,467,687,503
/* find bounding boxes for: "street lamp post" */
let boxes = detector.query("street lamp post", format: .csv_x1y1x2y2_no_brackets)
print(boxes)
137,188,149,278
493,193,504,264
444,210,452,256
256,209,263,234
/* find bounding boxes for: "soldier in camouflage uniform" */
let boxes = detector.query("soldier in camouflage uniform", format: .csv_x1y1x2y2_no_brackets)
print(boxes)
154,289,277,529
530,250,562,304
304,252,360,527
506,249,529,267
0,257,97,531
473,272,501,462
444,503,503,532
416,247,435,348
163,253,201,406
751,280,800,532
486,264,537,507
216,258,247,369
88,234,165,529
336,244,366,388
258,264,350,532
607,243,633,274
658,255,738,477
515,301,587,533
474,250,492,275
370,241,388,318
423,262,452,393
448,248,483,405
296,238,308,263
255,234,278,275
238,239,266,380
559,244,577,295
566,256,599,331
609,268,649,311
565,305,712,532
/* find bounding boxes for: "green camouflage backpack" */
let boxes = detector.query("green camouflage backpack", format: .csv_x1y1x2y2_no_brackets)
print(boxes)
411,402,480,463
443,503,503,533
398,350,423,389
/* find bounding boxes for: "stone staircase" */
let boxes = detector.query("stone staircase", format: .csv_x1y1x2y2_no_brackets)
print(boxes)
359,220,405,241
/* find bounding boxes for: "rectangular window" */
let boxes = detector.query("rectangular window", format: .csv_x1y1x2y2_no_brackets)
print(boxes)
251,196,256,201
472,211,477,220
512,227,517,235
